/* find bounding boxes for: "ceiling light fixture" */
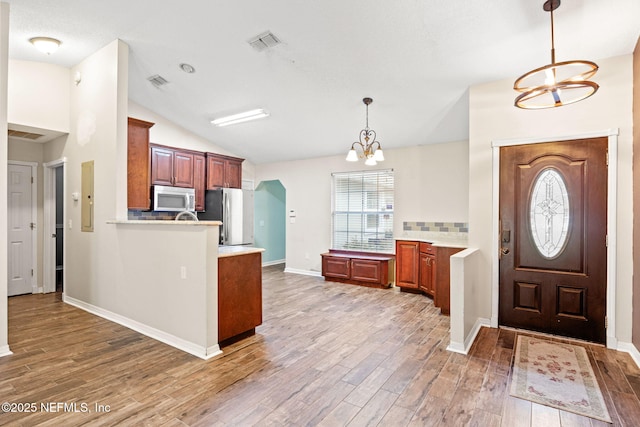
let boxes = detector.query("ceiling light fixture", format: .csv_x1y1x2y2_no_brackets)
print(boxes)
346,97,384,166
179,63,195,74
29,37,61,55
211,109,269,127
513,0,599,109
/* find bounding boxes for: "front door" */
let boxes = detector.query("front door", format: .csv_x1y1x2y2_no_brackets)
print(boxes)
8,163,34,296
499,138,607,343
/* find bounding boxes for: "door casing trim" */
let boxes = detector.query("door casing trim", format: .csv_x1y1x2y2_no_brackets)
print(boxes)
43,157,66,294
491,129,619,348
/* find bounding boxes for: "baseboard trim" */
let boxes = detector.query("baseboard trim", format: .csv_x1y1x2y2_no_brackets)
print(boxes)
262,259,285,267
283,267,322,277
447,317,491,355
63,295,220,360
0,345,13,358
617,341,640,369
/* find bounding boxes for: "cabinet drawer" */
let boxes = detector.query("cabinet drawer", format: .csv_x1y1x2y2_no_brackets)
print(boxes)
419,242,435,254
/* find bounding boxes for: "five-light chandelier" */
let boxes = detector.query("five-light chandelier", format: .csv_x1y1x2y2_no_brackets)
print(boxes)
346,97,384,166
513,0,599,109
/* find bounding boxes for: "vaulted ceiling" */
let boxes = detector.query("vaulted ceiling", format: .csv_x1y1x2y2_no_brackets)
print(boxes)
7,0,640,164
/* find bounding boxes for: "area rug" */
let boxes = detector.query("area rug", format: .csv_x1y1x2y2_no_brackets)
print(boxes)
510,335,612,423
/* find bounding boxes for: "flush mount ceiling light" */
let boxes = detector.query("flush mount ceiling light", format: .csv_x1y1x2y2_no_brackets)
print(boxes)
514,0,599,109
346,98,384,166
211,109,269,127
29,37,61,55
179,63,195,73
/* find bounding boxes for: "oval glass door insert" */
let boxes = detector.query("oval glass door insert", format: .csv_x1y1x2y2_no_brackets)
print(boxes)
529,168,570,258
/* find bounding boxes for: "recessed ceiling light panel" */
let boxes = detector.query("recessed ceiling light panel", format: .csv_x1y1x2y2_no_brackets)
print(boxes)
179,63,196,73
211,109,269,126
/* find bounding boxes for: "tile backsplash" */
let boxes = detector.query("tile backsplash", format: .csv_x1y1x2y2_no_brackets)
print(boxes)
400,221,469,242
403,221,468,233
128,210,177,220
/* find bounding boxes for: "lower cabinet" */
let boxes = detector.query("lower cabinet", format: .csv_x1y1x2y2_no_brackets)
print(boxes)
396,240,464,315
321,250,394,288
218,252,263,344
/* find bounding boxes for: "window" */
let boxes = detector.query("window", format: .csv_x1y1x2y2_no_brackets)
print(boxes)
332,169,394,253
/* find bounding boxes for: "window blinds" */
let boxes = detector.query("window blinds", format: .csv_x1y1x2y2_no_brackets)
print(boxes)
332,169,394,253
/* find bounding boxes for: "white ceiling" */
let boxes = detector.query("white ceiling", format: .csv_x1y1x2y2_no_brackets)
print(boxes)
6,0,640,164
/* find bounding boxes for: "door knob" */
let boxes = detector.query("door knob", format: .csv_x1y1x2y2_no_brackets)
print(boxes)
501,247,510,255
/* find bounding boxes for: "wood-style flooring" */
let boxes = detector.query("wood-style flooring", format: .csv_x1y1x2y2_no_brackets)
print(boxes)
2,264,640,426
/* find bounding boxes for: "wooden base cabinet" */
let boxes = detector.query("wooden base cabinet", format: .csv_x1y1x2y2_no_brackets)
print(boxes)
321,250,394,288
395,240,464,315
218,252,263,344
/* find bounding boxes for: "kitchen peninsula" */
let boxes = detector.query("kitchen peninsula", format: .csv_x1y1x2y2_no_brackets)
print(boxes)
80,220,265,359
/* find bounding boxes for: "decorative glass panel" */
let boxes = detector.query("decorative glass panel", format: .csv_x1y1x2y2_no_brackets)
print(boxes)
529,168,570,259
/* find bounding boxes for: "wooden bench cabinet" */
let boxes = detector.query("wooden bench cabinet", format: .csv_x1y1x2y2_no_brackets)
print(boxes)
321,250,394,288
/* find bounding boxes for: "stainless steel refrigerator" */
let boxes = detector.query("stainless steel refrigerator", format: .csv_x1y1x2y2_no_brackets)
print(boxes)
197,188,253,245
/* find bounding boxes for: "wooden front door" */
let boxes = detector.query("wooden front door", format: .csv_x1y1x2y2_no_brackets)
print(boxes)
499,138,607,343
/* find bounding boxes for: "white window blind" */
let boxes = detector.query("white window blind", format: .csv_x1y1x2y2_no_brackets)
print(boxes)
332,169,394,253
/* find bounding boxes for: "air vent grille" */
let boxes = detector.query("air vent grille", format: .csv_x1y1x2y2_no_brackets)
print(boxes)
248,31,281,51
147,74,169,88
8,130,44,140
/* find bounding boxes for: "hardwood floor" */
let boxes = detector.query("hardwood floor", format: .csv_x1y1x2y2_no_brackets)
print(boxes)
2,264,640,426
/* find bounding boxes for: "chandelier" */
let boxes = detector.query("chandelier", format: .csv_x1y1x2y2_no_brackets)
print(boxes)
513,0,599,109
346,97,384,166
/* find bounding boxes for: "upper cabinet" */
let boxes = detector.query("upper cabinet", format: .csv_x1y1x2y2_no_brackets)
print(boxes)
150,144,195,188
127,117,155,210
206,153,244,189
193,153,206,211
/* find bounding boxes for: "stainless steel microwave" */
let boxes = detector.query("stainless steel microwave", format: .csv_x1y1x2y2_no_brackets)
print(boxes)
152,185,195,212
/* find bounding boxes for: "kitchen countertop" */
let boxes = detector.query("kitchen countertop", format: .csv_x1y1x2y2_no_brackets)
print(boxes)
107,220,222,226
395,236,468,249
218,246,266,258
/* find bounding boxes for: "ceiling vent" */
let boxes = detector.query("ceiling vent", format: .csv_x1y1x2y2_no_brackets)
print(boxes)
248,31,281,51
147,74,169,88
8,129,44,140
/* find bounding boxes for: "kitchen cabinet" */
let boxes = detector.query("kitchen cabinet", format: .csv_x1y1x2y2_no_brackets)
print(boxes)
127,117,154,210
150,144,195,188
193,153,206,211
321,250,394,288
396,240,464,315
206,153,244,189
218,251,263,345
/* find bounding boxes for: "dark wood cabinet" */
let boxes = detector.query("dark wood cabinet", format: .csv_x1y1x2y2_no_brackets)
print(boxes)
321,250,394,288
395,241,419,289
396,240,464,315
206,153,244,189
193,153,206,211
218,252,263,345
151,144,195,188
127,117,154,210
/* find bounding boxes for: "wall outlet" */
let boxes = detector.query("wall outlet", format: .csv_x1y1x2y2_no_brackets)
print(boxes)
68,219,72,230
180,266,187,279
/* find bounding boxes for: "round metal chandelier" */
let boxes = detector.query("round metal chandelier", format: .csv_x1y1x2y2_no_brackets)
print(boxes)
514,0,599,109
346,97,384,166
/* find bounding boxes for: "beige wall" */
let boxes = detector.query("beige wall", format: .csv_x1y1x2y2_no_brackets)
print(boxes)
469,54,634,344
8,59,70,132
0,2,9,355
633,37,640,348
128,102,255,183
255,140,469,273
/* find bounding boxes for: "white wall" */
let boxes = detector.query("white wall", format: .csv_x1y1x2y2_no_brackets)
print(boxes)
468,54,634,343
8,59,70,132
0,1,10,356
255,140,469,273
128,101,255,182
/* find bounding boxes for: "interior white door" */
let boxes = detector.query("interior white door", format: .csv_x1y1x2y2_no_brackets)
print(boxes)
8,163,34,296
